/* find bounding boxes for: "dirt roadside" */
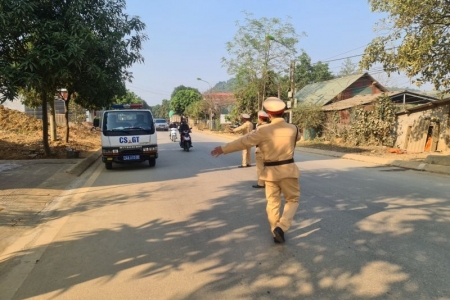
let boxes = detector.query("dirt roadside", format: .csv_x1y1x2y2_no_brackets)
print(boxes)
0,104,101,160
0,105,101,255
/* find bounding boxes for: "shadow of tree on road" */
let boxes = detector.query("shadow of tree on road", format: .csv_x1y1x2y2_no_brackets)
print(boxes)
1,161,449,299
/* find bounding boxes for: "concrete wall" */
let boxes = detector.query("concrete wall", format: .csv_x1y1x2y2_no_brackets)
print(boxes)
395,105,450,153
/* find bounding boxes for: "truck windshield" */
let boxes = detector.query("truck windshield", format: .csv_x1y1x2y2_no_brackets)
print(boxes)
103,111,155,135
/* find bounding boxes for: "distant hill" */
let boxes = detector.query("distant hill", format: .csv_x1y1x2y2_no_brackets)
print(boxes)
212,78,235,93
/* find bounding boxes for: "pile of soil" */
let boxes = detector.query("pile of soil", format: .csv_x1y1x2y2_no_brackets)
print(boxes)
0,104,101,160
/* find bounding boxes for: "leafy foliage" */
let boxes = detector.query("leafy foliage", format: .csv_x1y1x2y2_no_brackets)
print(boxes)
113,91,147,106
184,100,207,120
222,12,304,110
0,0,146,154
69,101,88,123
346,94,397,146
170,88,202,115
150,99,171,119
171,85,198,99
361,0,450,94
292,103,326,130
227,83,260,123
295,51,334,91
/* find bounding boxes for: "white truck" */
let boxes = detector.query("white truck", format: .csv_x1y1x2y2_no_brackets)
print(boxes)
98,104,158,170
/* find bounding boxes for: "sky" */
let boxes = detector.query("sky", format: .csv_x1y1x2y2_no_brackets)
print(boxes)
124,0,427,107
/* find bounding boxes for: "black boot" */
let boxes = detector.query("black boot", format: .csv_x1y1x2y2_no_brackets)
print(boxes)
273,227,285,243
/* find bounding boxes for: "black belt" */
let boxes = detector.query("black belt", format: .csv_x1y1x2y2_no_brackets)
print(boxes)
264,158,294,167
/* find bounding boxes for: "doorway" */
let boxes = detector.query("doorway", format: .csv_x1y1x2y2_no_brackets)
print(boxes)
424,126,433,152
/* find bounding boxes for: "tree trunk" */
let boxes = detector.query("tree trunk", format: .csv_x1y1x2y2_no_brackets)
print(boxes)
49,100,57,141
40,93,51,156
64,94,71,143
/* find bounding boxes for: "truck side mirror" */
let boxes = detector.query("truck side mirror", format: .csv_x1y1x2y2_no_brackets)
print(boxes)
93,118,100,127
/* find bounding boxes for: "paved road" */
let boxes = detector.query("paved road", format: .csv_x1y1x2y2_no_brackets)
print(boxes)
1,131,449,299
0,160,83,252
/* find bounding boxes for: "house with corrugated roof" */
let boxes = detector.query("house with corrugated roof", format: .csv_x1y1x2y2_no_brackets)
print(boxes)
295,73,388,106
293,73,442,146
322,90,439,125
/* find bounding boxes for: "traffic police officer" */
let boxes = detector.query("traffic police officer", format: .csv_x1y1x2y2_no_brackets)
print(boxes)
211,97,301,243
229,113,254,167
252,110,269,188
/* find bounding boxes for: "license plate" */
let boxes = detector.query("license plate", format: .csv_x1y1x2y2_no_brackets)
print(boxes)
123,155,140,161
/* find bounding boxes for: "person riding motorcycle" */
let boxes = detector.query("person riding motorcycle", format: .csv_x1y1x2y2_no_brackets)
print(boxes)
178,117,192,148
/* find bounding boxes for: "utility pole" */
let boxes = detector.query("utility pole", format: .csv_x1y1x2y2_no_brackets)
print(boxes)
288,60,296,123
197,78,214,130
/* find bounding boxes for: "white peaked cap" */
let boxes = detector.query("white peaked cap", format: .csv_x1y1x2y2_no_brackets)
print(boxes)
258,110,268,118
263,97,286,114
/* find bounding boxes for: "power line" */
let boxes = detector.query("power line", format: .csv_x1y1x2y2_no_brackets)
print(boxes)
314,47,396,65
127,84,171,97
321,45,369,61
319,54,365,64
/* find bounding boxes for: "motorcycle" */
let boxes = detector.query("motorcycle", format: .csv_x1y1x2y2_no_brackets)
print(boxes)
170,128,177,142
180,130,192,152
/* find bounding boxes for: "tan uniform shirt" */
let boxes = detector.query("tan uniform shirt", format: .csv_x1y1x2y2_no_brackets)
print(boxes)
233,121,253,135
222,118,300,181
255,121,269,153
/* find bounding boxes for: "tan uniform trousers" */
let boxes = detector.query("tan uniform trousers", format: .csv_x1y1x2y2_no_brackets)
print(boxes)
242,147,251,166
255,148,264,186
265,178,300,234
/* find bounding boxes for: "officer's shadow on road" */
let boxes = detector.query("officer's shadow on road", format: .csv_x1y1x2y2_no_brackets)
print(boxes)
2,163,449,299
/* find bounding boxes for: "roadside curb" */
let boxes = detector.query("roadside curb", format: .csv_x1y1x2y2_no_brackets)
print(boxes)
194,130,450,176
297,147,450,176
65,149,101,176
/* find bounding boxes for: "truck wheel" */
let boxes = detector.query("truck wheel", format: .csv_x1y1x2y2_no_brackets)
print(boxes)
105,162,113,170
148,158,156,167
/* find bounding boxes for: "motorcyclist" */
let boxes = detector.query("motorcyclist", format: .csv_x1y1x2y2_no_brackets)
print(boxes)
169,122,177,137
178,117,192,147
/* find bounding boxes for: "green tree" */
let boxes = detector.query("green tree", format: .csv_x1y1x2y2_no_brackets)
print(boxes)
295,51,334,90
170,88,202,115
171,85,199,99
0,0,146,152
228,83,260,123
361,0,450,94
185,100,207,120
292,103,325,130
222,12,304,111
347,94,397,146
150,99,170,119
114,91,145,105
